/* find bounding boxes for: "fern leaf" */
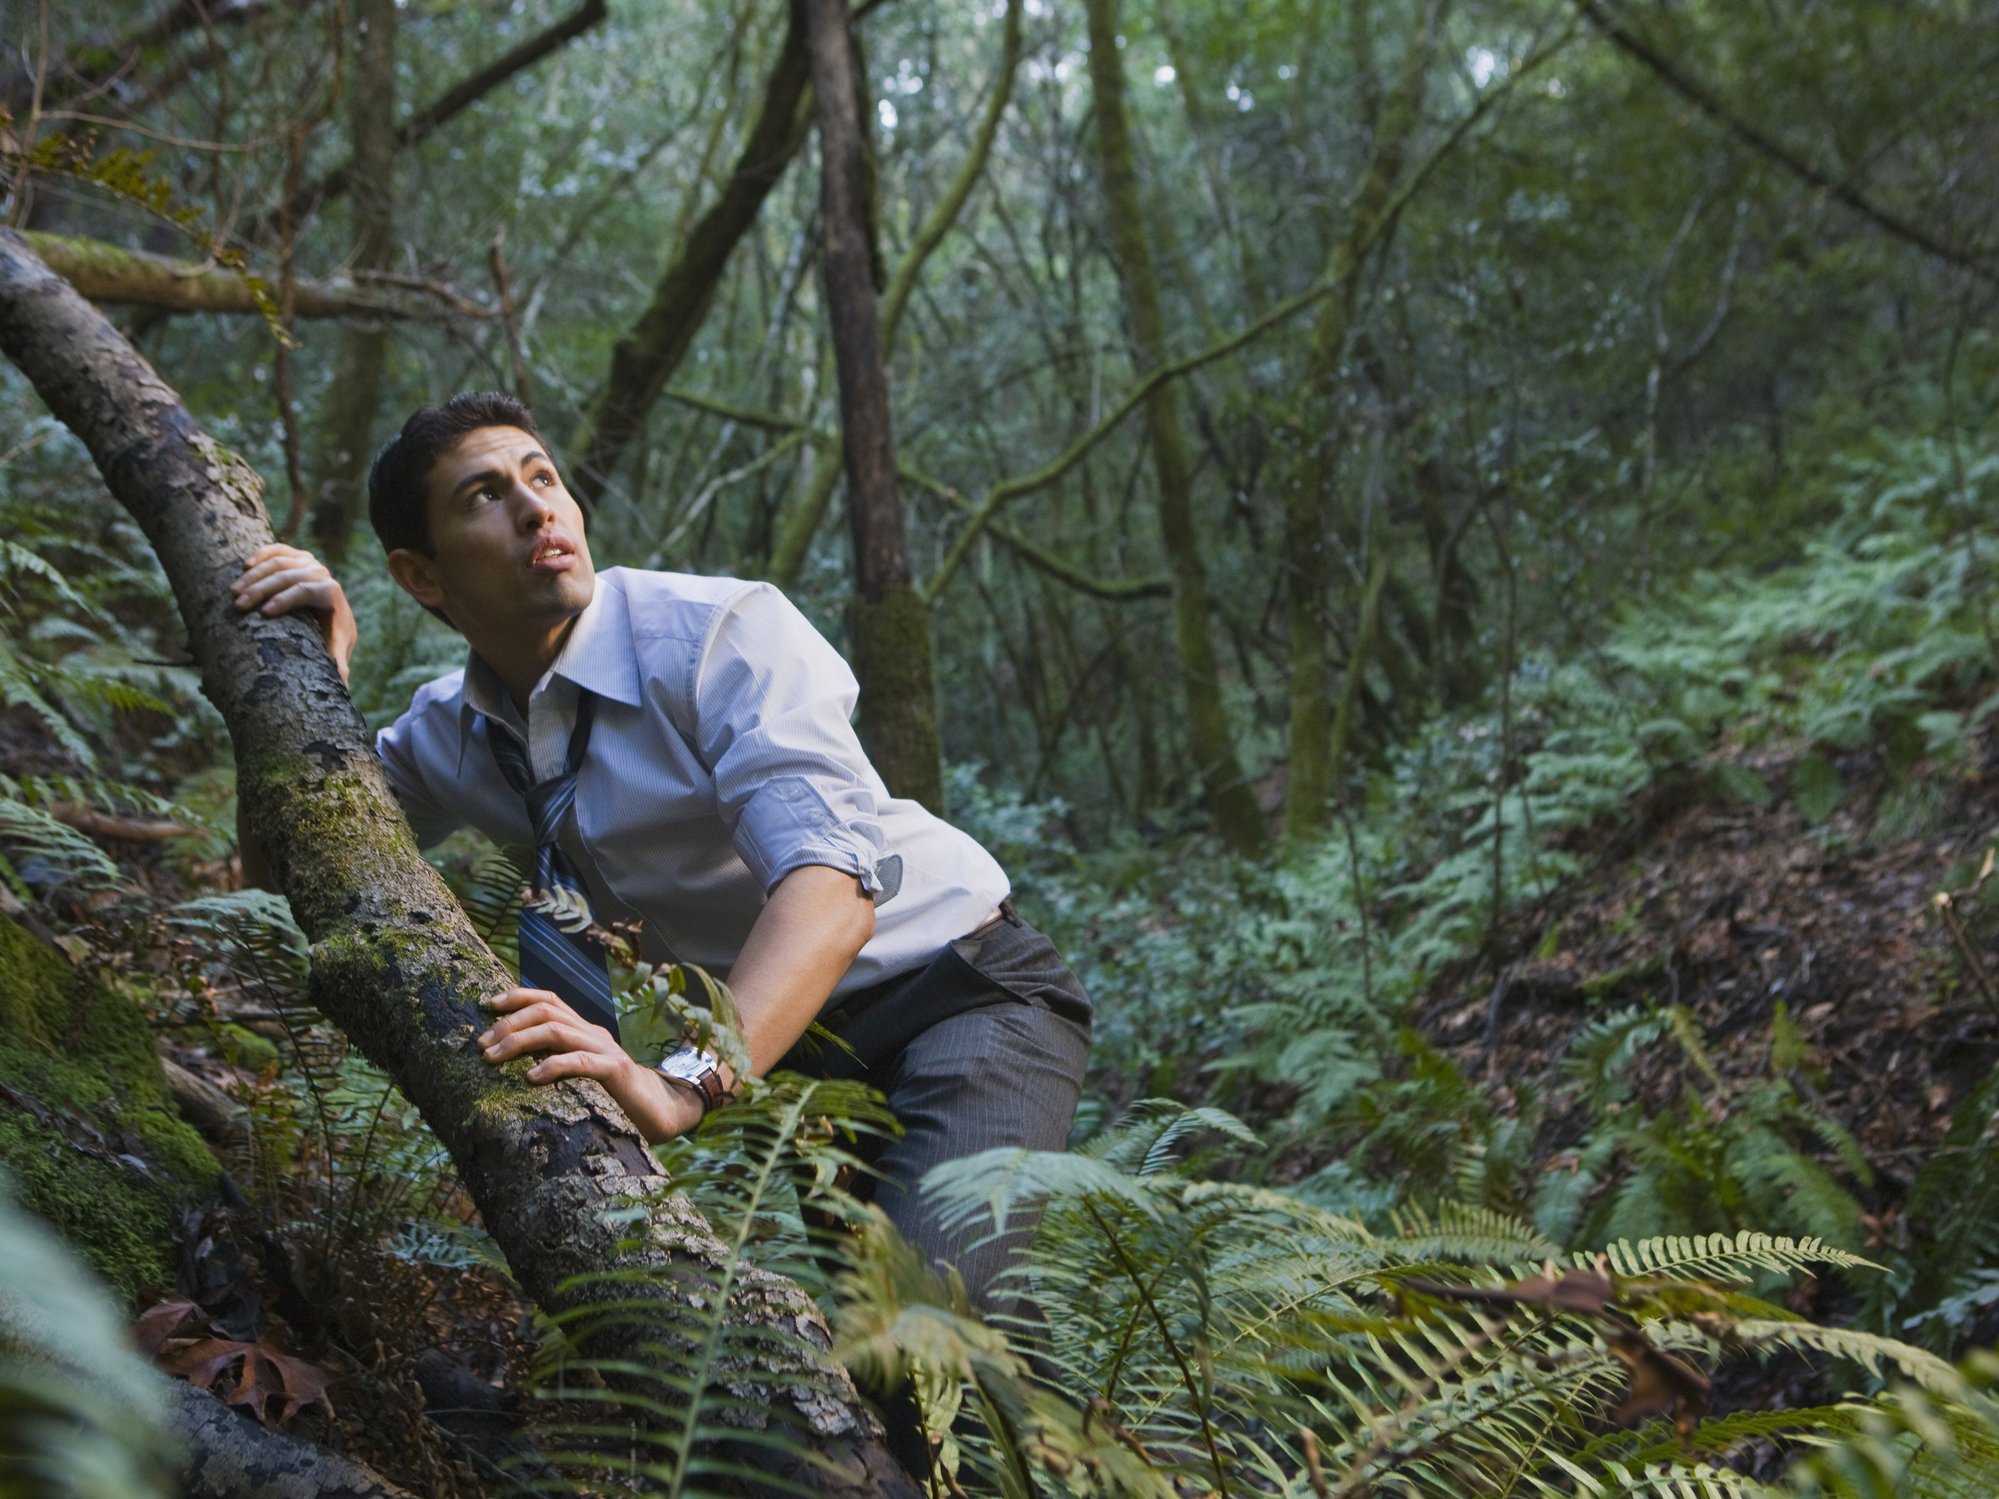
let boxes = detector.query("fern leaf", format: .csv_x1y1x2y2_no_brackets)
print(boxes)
0,796,121,896
1596,1232,1875,1284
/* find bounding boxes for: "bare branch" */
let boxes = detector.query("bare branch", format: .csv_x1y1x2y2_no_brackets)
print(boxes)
23,229,486,321
1576,0,1996,283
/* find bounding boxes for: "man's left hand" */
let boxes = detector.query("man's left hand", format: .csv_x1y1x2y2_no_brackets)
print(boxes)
477,987,702,1141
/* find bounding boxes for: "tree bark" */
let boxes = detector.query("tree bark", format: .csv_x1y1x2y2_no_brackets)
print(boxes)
166,1380,418,1499
1081,0,1266,856
765,0,1023,591
306,0,397,564
804,0,944,810
18,232,468,323
0,0,279,119
0,230,917,1499
569,0,815,507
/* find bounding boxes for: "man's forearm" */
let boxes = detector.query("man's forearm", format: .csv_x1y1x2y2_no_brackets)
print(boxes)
722,863,877,1076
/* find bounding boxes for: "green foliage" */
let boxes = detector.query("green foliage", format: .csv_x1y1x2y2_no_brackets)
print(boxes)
0,917,217,1297
1558,1008,1872,1258
917,1101,1957,1497
531,1073,899,1497
164,890,473,1280
0,1178,178,1499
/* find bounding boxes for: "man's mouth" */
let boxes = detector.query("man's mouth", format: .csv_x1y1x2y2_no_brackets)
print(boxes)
528,539,576,571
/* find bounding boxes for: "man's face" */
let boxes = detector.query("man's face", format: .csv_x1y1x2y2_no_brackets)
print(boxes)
386,425,597,656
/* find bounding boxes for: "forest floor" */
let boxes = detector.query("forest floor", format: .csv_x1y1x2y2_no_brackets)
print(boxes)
11,699,1999,1490
1416,729,1999,1300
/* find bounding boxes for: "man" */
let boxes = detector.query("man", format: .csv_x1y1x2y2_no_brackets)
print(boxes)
234,391,1090,1306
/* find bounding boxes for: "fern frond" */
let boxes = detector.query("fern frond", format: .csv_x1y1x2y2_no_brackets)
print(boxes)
924,1146,1168,1238
0,535,103,621
0,796,121,897
1725,1322,1977,1402
1596,1232,1875,1284
1386,1201,1563,1267
1549,1455,1783,1496
535,1076,900,1497
166,889,311,998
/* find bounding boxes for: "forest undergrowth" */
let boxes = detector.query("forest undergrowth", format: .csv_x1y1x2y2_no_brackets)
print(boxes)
6,417,1999,1495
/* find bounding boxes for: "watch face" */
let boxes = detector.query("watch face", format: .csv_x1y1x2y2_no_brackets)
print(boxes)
659,1051,706,1081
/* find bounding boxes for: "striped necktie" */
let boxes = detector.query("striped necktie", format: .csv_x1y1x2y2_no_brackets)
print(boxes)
485,694,618,1039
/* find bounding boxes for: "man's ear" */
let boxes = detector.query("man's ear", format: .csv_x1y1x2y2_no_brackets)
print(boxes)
385,548,446,611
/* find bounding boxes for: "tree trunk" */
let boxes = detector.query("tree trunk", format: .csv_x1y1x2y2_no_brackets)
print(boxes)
0,230,917,1499
166,1380,417,1499
765,0,1023,591
306,0,396,564
804,0,944,810
570,0,815,507
1281,0,1440,853
1081,0,1266,856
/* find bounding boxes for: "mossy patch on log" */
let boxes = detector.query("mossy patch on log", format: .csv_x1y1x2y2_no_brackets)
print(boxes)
0,916,218,1300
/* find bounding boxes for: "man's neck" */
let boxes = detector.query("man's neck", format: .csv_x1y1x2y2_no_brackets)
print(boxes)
472,616,580,715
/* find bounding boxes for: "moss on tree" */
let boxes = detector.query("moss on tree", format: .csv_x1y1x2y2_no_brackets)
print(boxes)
0,917,218,1300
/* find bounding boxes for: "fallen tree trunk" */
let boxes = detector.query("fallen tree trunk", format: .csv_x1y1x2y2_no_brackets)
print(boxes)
167,1380,417,1499
19,231,478,322
0,229,916,1499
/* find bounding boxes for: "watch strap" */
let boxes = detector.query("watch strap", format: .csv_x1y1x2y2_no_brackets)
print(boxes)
656,1044,736,1116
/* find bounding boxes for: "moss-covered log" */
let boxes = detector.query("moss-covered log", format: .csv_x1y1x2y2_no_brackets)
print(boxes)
167,1380,417,1499
19,231,468,323
0,917,218,1300
0,230,918,1499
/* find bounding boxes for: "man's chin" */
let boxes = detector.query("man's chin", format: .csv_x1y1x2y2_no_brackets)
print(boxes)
536,564,596,615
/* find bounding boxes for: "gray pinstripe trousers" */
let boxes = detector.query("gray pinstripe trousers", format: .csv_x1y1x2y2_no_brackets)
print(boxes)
834,914,1093,1308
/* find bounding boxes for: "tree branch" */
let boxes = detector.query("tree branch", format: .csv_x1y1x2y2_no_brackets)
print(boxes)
919,23,1560,606
1575,0,1995,283
660,384,1170,601
21,230,484,322
1,0,283,118
249,0,609,237
570,0,814,505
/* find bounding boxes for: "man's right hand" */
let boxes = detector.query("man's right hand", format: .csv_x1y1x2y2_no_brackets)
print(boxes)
233,543,358,686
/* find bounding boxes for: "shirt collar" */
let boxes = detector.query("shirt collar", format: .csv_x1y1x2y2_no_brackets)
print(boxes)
452,570,641,768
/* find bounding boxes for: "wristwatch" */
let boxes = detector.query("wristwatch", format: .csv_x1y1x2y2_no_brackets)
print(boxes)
655,1044,738,1116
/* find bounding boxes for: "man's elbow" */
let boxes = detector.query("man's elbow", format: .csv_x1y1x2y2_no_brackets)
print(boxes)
847,885,878,955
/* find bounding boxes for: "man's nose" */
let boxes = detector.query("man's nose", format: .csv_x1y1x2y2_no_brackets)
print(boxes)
513,482,555,528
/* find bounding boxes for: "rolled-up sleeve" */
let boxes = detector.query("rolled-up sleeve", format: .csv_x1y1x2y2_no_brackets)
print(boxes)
690,584,890,896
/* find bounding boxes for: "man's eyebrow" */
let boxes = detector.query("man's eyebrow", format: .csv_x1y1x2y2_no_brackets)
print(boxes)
447,450,552,501
448,467,508,501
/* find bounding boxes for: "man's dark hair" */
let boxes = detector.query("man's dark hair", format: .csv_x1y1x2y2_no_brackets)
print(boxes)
367,391,543,557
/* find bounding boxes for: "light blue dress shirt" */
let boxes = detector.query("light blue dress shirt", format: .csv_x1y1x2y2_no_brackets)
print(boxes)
375,567,1009,994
